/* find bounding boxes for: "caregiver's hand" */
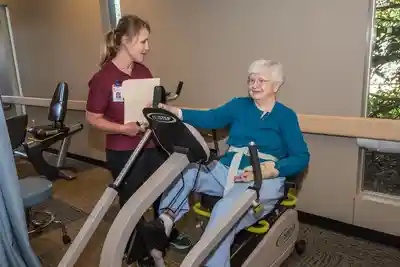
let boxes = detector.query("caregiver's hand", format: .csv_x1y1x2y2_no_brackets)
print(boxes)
234,161,279,182
121,122,141,137
137,121,148,132
158,103,182,119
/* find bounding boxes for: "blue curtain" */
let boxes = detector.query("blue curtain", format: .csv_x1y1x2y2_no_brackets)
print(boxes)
0,106,41,267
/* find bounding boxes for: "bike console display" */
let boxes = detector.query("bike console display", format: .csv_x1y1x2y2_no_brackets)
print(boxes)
143,107,209,163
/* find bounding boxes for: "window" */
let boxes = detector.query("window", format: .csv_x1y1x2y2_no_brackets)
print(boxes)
363,0,400,196
108,0,121,27
113,0,121,23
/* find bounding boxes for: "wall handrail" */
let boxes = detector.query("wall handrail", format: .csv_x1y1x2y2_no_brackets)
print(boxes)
2,95,400,142
1,95,86,111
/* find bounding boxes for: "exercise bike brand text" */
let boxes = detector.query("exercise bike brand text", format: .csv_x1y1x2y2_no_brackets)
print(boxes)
147,113,177,123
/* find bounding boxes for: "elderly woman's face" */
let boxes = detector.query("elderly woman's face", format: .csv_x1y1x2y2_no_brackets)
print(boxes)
247,72,277,100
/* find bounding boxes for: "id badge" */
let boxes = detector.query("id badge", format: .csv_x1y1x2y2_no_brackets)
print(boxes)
112,85,124,102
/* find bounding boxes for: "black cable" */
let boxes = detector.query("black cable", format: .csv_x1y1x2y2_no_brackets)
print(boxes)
162,161,200,214
161,129,227,215
164,172,186,213
166,160,203,214
203,163,226,188
173,163,203,212
163,159,225,215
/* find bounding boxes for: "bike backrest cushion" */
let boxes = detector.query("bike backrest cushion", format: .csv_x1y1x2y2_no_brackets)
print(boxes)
48,82,69,123
184,123,211,160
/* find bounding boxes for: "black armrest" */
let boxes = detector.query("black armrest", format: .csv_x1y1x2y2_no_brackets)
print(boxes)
283,167,309,198
2,103,12,111
28,124,69,139
283,180,296,198
6,114,28,150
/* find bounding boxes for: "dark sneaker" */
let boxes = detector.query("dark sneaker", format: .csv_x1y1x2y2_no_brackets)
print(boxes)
135,257,155,267
139,219,170,253
170,232,192,251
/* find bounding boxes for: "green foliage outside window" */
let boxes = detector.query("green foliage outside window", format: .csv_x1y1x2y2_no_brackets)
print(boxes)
368,0,400,119
364,1,400,196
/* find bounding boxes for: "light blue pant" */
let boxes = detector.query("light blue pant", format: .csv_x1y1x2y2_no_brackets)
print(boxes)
158,161,285,267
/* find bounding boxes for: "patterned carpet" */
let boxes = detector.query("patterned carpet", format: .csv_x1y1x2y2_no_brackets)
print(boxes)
164,210,400,267
33,198,400,267
284,224,400,267
16,154,400,267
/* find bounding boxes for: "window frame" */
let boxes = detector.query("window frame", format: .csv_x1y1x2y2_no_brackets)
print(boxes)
358,0,377,194
108,0,121,28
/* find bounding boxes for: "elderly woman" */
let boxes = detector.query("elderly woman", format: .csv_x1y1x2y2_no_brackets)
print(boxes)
142,59,310,267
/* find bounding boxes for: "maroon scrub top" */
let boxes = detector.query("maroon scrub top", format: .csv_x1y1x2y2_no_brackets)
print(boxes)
86,61,155,151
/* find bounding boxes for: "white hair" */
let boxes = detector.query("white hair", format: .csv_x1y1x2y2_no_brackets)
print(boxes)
248,59,284,85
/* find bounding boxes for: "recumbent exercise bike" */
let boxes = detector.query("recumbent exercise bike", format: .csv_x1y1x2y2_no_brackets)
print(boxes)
21,81,83,181
99,105,307,267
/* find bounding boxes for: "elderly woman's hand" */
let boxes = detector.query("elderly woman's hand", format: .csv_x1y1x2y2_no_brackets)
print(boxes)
158,103,183,119
234,161,279,182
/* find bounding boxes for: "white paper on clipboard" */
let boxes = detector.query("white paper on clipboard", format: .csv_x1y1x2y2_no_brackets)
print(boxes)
122,78,160,124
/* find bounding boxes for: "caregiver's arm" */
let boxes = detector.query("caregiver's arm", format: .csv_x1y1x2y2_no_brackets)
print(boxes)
179,98,239,129
275,110,310,177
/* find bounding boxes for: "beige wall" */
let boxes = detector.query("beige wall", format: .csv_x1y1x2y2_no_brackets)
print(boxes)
121,0,370,116
121,0,372,224
4,0,107,160
6,0,103,99
6,0,385,229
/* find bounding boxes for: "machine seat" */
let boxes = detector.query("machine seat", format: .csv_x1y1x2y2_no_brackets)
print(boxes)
19,176,71,244
27,125,70,140
192,183,298,235
19,176,53,207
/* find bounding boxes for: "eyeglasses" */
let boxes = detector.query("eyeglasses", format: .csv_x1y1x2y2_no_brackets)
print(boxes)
247,77,270,85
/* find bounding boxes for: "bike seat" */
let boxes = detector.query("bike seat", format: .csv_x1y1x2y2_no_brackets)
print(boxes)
19,176,53,208
192,179,298,234
199,193,221,211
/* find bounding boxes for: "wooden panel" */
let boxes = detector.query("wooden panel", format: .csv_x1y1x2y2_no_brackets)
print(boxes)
179,106,400,141
3,96,400,141
298,114,400,141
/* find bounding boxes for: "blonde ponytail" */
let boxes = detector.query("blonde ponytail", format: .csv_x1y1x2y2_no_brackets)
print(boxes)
100,30,118,67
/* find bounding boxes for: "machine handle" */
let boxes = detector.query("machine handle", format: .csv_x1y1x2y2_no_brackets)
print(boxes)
176,81,183,96
166,81,184,101
248,141,262,200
